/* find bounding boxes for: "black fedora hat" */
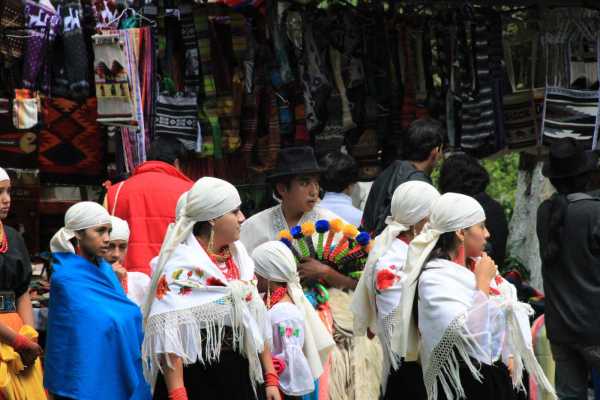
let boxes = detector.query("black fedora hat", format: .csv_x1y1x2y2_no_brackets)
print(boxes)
542,138,598,179
268,146,323,181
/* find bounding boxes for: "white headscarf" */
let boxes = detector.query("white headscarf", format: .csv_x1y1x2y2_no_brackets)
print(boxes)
352,181,440,337
252,241,335,379
0,167,9,182
109,216,130,242
144,177,241,319
391,193,486,364
50,202,112,253
175,191,188,221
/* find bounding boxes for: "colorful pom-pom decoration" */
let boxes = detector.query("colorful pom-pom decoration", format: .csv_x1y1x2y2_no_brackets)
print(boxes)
278,230,292,241
315,220,330,233
356,232,371,246
301,222,316,236
280,238,292,247
291,226,303,239
329,218,344,233
342,224,359,239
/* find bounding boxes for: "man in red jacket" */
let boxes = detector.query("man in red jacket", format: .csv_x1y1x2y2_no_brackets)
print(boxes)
104,137,193,275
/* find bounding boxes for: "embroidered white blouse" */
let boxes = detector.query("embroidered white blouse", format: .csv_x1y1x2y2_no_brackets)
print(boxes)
269,301,315,396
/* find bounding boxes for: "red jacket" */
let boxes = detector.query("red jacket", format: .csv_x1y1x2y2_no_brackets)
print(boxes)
106,161,193,275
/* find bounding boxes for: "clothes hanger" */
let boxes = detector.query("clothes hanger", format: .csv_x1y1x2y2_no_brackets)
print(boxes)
108,7,157,28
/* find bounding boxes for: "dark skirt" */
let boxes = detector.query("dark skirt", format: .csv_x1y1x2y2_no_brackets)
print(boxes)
438,361,517,400
382,361,427,400
153,350,264,400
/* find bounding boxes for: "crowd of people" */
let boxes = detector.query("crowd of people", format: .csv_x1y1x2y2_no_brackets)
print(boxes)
0,117,598,400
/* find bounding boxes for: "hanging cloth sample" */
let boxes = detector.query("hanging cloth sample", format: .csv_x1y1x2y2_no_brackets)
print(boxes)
93,32,137,127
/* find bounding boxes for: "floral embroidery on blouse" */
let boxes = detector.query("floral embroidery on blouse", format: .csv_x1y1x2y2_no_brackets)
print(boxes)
376,266,400,293
156,274,170,300
278,323,300,338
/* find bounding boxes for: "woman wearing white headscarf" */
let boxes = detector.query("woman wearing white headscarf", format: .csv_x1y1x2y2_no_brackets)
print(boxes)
253,241,335,399
143,177,280,400
107,216,151,308
392,193,554,400
352,181,439,399
0,167,45,399
46,202,150,400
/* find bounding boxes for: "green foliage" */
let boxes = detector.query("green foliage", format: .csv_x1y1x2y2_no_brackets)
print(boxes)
432,152,519,220
482,153,519,221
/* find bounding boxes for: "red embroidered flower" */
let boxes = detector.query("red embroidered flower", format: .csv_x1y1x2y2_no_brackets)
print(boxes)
187,270,193,278
206,277,225,287
245,292,253,302
494,275,503,285
376,269,398,291
156,274,170,300
179,287,192,296
489,287,501,296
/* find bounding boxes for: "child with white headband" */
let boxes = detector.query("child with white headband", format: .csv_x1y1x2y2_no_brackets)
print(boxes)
253,241,335,399
107,216,151,307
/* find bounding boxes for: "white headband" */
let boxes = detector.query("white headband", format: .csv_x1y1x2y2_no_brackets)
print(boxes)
109,216,130,242
50,202,112,253
0,168,9,182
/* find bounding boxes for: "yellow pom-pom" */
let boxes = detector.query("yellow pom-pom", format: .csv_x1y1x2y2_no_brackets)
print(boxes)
342,224,359,239
278,230,292,241
329,218,344,233
301,222,316,236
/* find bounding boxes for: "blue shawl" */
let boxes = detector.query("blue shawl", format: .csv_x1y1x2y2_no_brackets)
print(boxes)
44,252,151,400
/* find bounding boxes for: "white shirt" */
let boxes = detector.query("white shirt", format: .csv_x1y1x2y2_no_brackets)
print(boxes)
269,302,315,396
319,192,363,227
374,239,408,321
240,204,342,254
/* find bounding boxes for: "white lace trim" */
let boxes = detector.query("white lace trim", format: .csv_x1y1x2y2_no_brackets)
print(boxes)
423,314,483,400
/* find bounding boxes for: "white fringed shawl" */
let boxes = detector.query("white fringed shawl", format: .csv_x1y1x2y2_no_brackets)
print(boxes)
418,259,555,400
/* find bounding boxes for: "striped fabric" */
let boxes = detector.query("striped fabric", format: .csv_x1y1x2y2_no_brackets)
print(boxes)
156,94,199,151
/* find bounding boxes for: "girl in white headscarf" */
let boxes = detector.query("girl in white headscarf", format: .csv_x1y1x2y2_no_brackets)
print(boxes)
253,241,335,399
352,181,439,399
143,177,280,400
46,202,151,400
393,193,554,400
107,216,151,307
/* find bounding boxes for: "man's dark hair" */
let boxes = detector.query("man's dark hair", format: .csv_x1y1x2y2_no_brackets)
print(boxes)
319,151,359,193
439,153,489,196
271,176,294,200
402,118,444,162
147,137,187,165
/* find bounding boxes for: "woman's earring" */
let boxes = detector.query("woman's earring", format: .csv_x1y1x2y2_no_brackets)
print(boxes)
267,281,271,309
207,226,215,254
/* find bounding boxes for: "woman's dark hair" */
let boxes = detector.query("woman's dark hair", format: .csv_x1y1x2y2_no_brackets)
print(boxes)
319,151,359,193
193,221,212,238
403,118,445,162
439,154,489,195
147,137,187,165
541,174,591,266
425,231,459,265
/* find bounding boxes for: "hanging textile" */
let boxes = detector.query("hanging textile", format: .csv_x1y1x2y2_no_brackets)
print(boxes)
22,0,61,93
39,97,105,181
542,86,600,148
503,89,539,150
0,100,38,169
92,32,137,127
56,0,90,99
155,94,199,151
0,0,26,59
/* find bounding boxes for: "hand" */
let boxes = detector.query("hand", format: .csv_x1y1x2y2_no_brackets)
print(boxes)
12,335,42,367
112,263,127,281
298,257,330,283
265,386,281,400
474,253,497,293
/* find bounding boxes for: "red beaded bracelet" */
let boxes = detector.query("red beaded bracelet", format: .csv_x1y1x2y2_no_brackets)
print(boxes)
264,372,280,388
168,387,188,400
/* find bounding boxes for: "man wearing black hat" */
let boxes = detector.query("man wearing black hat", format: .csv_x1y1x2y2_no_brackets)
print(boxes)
537,138,600,400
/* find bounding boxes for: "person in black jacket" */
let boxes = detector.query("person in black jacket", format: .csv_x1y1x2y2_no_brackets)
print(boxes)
536,138,600,400
361,118,444,235
438,153,508,267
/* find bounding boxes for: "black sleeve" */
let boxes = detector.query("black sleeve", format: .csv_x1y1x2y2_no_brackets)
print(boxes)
4,228,32,298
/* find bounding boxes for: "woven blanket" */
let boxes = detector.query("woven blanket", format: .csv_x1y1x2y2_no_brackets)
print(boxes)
0,101,38,169
39,97,104,181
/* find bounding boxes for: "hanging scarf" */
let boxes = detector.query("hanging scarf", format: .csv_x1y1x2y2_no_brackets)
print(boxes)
252,241,335,379
143,177,269,392
49,201,111,253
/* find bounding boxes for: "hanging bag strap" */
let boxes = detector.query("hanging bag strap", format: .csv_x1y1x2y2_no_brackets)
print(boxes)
111,181,125,216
